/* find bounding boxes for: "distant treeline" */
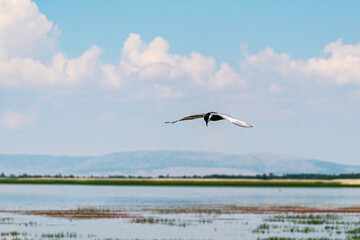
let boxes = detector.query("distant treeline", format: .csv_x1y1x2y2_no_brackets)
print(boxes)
201,173,360,180
2,172,360,179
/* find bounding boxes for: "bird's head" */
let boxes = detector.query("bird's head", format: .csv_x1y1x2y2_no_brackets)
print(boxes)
204,113,211,127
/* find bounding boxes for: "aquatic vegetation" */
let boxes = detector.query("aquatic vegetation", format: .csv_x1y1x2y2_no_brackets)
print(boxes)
147,205,360,216
22,221,38,227
41,232,77,239
1,209,139,220
0,231,29,240
346,227,360,239
282,225,316,233
0,217,13,224
76,207,112,212
257,212,360,239
131,217,187,227
252,223,271,233
1,203,360,239
347,227,360,234
265,213,343,225
148,205,223,214
1,231,21,236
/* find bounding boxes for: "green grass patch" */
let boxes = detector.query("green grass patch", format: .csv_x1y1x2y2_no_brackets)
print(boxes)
131,217,187,227
253,223,271,233
347,227,360,234
0,178,357,187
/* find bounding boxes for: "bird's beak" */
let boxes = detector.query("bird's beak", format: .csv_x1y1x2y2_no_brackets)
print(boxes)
206,121,208,127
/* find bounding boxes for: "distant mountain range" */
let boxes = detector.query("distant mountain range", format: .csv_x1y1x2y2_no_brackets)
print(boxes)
0,151,359,177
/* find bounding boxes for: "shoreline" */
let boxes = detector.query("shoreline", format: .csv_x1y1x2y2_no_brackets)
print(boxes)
1,177,360,187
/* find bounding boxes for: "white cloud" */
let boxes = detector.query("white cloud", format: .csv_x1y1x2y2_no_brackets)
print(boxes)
4,0,360,98
107,33,238,90
236,40,360,117
0,111,35,130
0,0,103,89
0,7,240,92
209,62,245,90
122,35,176,67
0,0,56,60
179,52,216,85
242,39,360,86
0,45,103,88
101,64,122,89
120,34,182,80
0,1,242,92
306,39,360,85
242,47,294,75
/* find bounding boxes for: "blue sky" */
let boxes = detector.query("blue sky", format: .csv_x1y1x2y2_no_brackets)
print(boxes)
1,0,360,165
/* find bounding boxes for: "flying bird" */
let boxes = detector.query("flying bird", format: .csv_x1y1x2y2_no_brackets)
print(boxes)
165,112,253,128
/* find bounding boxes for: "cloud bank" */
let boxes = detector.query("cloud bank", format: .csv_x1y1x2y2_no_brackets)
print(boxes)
101,33,245,92
242,39,360,86
1,0,360,99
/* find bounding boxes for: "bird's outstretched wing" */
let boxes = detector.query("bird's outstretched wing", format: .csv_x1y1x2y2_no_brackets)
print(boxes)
165,114,205,124
217,113,253,128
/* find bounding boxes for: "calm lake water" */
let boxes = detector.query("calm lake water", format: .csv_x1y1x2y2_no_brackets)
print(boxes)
1,185,360,240
0,184,359,210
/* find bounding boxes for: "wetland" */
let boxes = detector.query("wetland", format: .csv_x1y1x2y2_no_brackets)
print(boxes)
1,184,360,239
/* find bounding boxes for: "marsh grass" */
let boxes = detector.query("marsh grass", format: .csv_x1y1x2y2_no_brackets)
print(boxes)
2,209,137,220
252,223,271,233
259,213,360,239
346,227,360,239
41,232,77,239
1,231,21,236
283,225,316,233
75,207,112,213
265,213,341,224
347,227,360,234
0,178,357,187
0,217,13,224
2,206,360,239
131,217,187,227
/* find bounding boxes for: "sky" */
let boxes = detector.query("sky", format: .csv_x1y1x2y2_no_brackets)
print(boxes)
1,0,360,165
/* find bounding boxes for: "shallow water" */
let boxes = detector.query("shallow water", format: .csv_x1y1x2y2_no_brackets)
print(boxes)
1,184,360,210
1,185,360,239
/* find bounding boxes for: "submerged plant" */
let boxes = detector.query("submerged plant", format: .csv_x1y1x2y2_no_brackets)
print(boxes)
131,217,187,227
253,223,271,233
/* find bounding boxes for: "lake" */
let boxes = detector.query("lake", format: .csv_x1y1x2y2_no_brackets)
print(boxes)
1,184,360,239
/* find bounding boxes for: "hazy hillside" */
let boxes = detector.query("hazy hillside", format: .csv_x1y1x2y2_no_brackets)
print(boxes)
0,151,359,177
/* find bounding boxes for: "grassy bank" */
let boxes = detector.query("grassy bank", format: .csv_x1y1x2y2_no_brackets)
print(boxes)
0,178,360,187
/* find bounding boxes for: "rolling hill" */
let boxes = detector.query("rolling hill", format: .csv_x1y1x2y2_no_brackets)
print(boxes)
0,151,359,177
